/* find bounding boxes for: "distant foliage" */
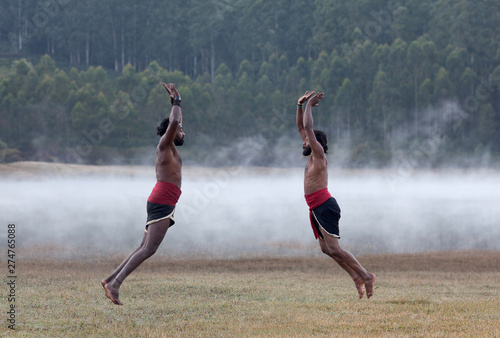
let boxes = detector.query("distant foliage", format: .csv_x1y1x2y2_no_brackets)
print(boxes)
0,0,499,166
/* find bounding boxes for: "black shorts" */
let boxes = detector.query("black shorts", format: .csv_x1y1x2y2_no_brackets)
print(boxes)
311,197,341,240
145,201,176,230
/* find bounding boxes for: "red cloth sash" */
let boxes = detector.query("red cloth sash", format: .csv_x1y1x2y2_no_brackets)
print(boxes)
147,181,182,206
304,188,331,239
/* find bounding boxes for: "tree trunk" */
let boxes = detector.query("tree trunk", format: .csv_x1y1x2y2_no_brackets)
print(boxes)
414,67,418,135
201,49,206,74
211,39,215,83
18,0,22,51
347,105,351,143
86,30,90,66
194,55,197,78
69,40,72,64
121,13,125,68
383,106,387,150
133,9,137,69
112,25,118,72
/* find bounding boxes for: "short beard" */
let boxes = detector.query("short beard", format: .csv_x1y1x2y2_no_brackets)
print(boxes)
302,146,311,156
174,137,184,146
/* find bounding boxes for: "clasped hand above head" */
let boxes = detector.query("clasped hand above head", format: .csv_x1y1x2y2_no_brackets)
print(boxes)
162,83,180,100
308,92,324,107
297,91,324,106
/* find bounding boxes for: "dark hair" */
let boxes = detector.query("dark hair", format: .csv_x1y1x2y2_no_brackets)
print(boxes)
314,130,328,154
157,118,169,136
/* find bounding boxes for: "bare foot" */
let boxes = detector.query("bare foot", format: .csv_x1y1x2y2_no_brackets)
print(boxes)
103,282,123,305
101,279,107,288
354,277,365,299
365,273,376,299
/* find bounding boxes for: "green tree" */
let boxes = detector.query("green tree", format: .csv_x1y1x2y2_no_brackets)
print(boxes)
418,78,434,110
50,70,70,103
118,64,139,93
476,104,497,145
446,48,468,85
457,67,476,99
256,75,273,99
0,93,17,145
434,67,453,101
421,40,438,79
14,59,31,76
235,72,254,118
34,55,56,76
237,60,254,80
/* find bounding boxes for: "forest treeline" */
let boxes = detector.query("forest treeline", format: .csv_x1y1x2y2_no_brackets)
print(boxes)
0,0,499,167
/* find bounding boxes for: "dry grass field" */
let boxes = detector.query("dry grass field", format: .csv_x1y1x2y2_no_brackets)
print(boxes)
2,250,499,337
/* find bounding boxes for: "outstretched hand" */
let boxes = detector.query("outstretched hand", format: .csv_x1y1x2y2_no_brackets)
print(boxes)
298,91,315,105
162,83,180,100
308,92,324,107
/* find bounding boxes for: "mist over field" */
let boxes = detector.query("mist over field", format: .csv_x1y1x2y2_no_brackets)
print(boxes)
1,163,499,259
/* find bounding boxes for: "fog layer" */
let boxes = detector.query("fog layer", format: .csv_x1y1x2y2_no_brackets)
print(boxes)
1,166,499,258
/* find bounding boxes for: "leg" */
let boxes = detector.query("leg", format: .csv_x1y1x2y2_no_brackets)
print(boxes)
318,239,366,299
319,229,375,298
104,219,172,305
102,231,148,287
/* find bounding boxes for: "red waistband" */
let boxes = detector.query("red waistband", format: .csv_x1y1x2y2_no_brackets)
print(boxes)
305,188,331,210
147,181,182,205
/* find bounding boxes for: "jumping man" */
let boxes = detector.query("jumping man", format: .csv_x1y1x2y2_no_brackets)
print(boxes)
101,83,185,305
296,91,375,299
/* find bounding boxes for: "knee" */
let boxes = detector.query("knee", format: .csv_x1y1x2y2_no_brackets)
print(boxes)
145,246,158,258
320,244,331,256
322,245,342,259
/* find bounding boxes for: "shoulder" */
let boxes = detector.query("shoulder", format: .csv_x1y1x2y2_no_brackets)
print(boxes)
312,148,326,161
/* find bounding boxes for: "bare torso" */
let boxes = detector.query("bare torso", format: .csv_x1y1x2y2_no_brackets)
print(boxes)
155,143,182,188
304,155,328,195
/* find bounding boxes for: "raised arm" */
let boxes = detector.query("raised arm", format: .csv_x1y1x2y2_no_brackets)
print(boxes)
303,92,325,157
159,83,182,150
296,91,315,141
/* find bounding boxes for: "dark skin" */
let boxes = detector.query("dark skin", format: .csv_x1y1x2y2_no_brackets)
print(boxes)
297,91,328,195
155,83,183,185
101,83,184,305
296,91,375,299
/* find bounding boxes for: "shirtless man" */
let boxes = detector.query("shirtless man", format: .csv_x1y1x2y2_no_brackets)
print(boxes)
296,90,375,299
101,83,184,305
